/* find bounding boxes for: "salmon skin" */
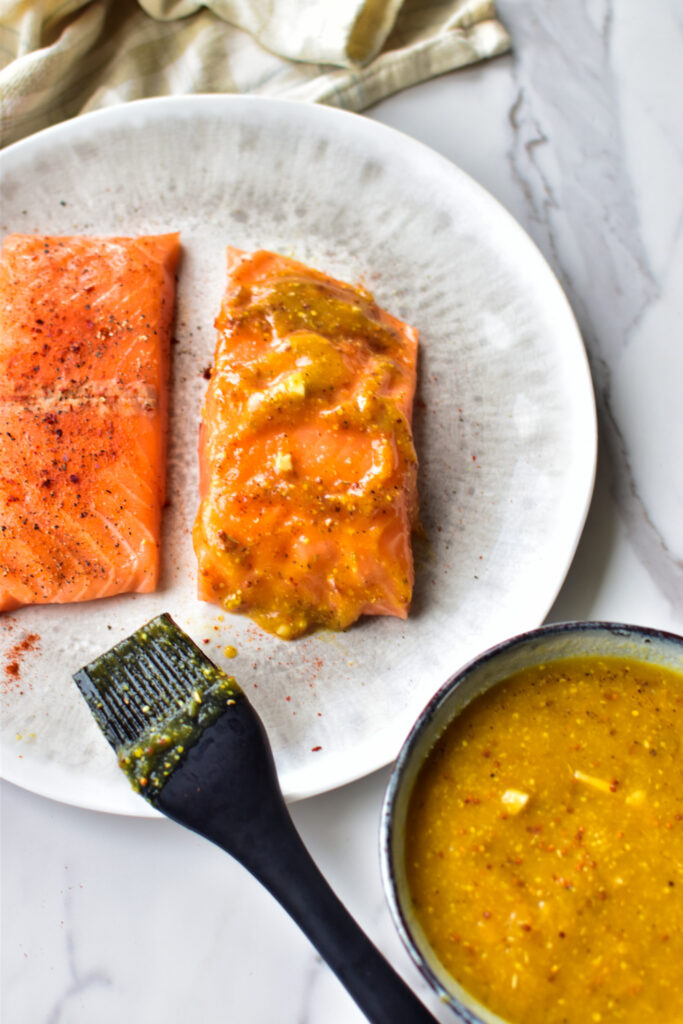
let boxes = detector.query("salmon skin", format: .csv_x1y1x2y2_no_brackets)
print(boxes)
0,233,180,612
193,249,419,640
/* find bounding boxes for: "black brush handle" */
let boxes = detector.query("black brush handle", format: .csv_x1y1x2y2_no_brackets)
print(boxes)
155,700,439,1024
232,798,437,1024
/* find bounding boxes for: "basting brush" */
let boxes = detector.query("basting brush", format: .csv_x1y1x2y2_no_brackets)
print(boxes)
73,613,439,1024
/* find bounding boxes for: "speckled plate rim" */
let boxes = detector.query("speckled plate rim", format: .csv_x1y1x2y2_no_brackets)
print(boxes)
0,95,597,815
380,620,683,1021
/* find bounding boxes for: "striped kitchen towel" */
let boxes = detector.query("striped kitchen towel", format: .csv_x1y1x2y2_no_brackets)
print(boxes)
0,0,510,147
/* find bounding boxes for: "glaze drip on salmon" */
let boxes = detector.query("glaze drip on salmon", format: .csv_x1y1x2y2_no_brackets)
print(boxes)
0,233,180,611
193,249,419,639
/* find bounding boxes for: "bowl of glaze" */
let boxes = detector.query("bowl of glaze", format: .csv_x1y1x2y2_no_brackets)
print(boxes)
380,621,683,1024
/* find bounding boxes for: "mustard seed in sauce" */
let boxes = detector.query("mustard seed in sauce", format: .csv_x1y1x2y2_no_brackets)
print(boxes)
406,655,683,1024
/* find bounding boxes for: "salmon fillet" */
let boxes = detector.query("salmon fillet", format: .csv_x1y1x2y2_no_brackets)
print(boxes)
0,233,180,612
193,248,419,639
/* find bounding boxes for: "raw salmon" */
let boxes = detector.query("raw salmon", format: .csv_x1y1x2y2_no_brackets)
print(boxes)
0,233,180,611
193,248,419,639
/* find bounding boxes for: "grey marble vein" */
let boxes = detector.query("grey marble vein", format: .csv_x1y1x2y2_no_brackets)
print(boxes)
44,892,111,1024
500,0,683,611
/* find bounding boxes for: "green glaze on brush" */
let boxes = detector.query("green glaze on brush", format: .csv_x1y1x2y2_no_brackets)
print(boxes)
73,612,243,798
117,670,239,794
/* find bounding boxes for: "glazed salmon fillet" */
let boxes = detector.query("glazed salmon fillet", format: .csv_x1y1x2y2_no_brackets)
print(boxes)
193,248,419,639
0,233,180,611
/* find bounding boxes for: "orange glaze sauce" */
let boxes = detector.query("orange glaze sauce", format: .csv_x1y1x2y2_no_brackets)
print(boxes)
193,249,419,639
405,656,683,1024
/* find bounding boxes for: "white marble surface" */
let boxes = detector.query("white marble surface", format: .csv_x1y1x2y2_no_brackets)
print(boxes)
2,1,682,1022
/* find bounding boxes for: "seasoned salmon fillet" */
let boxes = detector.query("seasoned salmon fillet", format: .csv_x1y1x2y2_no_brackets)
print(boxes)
0,233,180,611
193,249,419,639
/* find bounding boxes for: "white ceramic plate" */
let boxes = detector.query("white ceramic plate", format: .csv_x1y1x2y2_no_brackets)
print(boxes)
0,96,596,816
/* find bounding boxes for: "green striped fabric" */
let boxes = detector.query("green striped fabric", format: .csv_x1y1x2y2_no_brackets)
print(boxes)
0,0,510,147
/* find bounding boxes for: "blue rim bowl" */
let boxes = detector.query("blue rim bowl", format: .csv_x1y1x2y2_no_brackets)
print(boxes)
380,620,683,1023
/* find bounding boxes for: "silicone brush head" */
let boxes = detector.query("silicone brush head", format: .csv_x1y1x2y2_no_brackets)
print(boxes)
73,613,244,805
